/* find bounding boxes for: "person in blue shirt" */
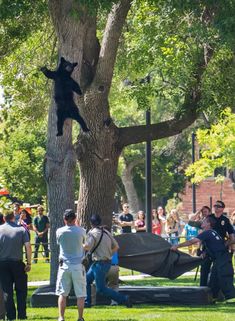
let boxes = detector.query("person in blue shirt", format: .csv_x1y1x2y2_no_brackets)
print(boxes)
183,223,200,255
171,216,235,302
56,209,86,321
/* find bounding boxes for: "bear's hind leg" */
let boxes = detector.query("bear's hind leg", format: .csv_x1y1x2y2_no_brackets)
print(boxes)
71,109,90,132
56,112,66,136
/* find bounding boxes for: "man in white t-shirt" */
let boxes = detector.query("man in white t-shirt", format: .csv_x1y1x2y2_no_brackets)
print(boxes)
56,209,86,321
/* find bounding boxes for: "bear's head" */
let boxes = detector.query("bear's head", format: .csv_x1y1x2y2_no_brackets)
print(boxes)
58,57,78,75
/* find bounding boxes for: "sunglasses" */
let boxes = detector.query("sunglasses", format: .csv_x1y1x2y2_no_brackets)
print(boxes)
214,205,223,208
123,206,129,208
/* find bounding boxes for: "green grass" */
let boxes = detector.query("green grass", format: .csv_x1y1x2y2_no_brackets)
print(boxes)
28,262,50,282
123,276,200,287
25,302,235,321
25,262,235,320
27,287,235,320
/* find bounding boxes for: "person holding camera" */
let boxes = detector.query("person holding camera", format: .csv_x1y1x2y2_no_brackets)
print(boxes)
84,214,132,308
56,209,86,321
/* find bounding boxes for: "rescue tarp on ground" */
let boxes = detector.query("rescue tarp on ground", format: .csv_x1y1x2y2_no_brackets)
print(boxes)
115,232,202,279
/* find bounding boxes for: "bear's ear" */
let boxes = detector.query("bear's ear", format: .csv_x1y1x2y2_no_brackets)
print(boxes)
60,57,65,63
73,62,78,68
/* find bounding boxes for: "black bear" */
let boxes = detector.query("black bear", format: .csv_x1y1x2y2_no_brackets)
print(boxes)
41,57,89,136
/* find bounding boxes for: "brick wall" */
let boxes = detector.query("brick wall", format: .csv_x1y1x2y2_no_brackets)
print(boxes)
180,178,235,216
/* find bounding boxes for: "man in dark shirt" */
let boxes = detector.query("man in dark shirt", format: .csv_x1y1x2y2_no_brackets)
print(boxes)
209,200,234,241
0,212,32,320
171,215,235,302
118,203,134,233
33,205,50,263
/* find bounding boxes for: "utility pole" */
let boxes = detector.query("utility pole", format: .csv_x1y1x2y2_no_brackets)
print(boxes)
192,132,196,213
146,109,152,233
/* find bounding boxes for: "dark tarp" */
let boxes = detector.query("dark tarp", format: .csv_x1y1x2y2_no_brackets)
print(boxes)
115,232,202,279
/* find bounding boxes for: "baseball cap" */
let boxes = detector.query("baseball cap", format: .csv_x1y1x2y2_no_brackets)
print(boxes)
63,209,76,221
90,214,102,226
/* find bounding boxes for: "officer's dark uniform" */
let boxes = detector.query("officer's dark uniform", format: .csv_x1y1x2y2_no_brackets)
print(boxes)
197,229,235,300
199,214,234,287
190,214,234,286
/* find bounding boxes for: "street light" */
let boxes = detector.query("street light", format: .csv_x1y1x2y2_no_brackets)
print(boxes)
145,109,152,233
123,76,153,233
192,132,196,213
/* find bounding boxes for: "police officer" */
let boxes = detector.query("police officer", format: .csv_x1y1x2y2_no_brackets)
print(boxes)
209,201,234,242
189,201,235,286
171,216,235,302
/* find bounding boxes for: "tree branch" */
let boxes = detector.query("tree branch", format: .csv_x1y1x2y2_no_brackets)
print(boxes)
118,109,197,148
93,0,132,92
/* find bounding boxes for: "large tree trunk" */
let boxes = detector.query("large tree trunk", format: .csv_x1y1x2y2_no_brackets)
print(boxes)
76,122,121,228
45,0,91,284
120,158,142,214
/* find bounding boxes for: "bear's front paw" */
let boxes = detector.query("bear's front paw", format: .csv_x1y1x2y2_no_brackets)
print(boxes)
56,132,63,137
40,66,47,72
82,127,90,132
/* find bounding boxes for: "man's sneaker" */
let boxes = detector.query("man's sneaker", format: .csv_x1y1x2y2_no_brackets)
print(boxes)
125,295,132,308
58,318,65,321
78,318,85,321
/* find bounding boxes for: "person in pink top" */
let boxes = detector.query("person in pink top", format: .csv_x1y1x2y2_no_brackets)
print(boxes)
134,211,146,233
152,209,162,235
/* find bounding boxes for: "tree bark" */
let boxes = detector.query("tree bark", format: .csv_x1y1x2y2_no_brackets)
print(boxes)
120,158,142,214
45,0,94,284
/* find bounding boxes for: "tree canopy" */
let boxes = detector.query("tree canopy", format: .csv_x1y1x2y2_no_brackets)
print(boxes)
186,108,235,183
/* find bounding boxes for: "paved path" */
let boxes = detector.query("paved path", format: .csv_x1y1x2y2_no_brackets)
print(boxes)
28,271,196,287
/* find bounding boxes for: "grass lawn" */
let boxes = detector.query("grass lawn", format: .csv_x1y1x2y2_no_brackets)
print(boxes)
27,287,235,321
26,264,235,321
25,304,235,321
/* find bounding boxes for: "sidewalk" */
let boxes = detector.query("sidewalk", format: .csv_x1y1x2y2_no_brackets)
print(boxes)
28,271,196,287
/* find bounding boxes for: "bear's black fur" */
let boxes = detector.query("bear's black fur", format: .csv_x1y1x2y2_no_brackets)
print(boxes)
41,57,89,136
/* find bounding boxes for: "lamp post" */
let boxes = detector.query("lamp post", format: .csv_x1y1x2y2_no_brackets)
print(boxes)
146,109,152,233
123,76,153,232
192,132,196,213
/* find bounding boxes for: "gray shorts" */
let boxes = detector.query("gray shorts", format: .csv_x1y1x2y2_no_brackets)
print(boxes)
56,262,86,298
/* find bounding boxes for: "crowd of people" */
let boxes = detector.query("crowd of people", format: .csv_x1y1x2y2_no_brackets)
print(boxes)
114,202,235,249
115,200,235,303
0,199,235,320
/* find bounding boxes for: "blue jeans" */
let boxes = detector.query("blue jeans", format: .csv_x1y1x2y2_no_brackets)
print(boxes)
86,261,127,305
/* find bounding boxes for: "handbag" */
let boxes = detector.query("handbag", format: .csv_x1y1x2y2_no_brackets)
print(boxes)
82,228,104,270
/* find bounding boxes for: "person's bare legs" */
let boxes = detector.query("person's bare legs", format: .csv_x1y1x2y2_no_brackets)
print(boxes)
58,295,67,320
77,297,85,320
